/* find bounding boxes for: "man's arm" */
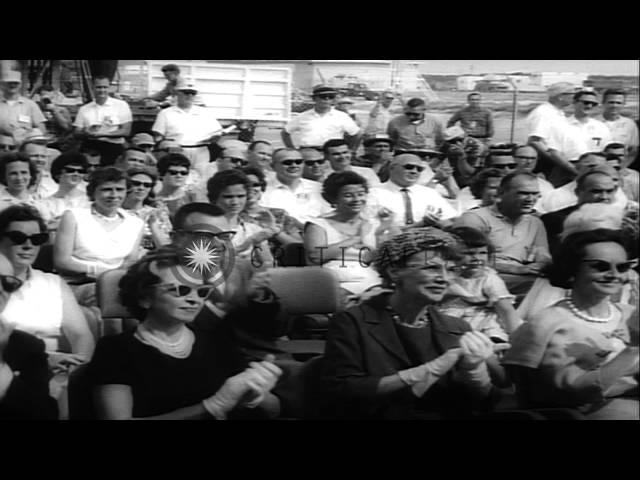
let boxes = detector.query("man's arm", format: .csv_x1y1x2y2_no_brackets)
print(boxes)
280,130,295,149
485,110,495,138
528,136,577,176
447,110,461,128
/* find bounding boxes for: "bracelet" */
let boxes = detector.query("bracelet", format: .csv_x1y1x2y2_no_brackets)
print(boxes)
202,397,227,420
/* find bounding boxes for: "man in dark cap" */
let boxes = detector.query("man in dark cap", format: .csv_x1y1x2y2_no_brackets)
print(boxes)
281,84,361,152
145,63,182,108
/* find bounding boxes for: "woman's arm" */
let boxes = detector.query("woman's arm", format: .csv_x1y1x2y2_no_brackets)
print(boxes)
59,279,95,360
121,225,145,268
303,222,359,265
53,210,88,275
494,298,523,335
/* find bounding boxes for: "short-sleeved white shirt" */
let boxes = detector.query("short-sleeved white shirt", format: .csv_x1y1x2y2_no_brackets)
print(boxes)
284,107,360,147
73,97,132,144
260,178,331,223
538,180,629,214
596,115,639,150
527,102,588,160
567,116,612,152
369,181,458,228
152,105,222,146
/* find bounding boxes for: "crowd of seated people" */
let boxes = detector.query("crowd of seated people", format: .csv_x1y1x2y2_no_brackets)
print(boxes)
0,71,637,421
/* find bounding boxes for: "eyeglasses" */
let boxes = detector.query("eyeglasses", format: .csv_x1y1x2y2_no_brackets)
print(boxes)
405,112,423,117
0,274,23,293
304,159,326,166
227,157,248,165
3,231,50,246
0,144,16,151
402,164,425,172
156,283,215,298
281,159,304,166
317,94,336,100
514,156,537,161
180,91,197,96
167,169,189,176
580,101,598,107
250,182,265,188
62,166,86,175
581,259,637,274
174,229,236,241
130,180,153,188
492,163,517,169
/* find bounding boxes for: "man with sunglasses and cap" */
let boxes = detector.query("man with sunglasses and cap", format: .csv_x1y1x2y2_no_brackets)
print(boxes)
0,252,58,419
387,97,445,154
0,71,47,145
567,89,611,153
369,153,458,230
281,85,361,153
152,77,223,179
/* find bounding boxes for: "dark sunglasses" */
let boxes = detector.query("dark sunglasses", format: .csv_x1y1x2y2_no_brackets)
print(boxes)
317,94,336,100
227,157,248,165
130,180,153,188
402,164,425,172
156,283,214,298
0,274,23,293
580,100,598,107
62,166,86,175
493,163,517,169
581,259,637,274
167,169,189,176
3,231,50,246
304,159,326,166
281,159,303,166
180,91,197,95
0,144,16,151
405,112,423,117
174,229,236,241
250,182,265,188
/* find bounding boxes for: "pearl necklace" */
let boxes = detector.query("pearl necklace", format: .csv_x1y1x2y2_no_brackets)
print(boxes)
134,323,195,359
386,304,430,328
565,297,614,324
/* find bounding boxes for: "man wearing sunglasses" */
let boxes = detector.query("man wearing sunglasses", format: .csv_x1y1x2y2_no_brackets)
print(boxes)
387,97,445,154
596,89,639,168
152,77,223,178
0,134,16,154
261,148,331,224
281,84,361,153
567,90,612,153
301,147,329,182
370,153,458,230
0,252,58,419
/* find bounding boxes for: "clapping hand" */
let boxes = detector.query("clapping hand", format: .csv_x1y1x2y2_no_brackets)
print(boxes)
48,352,87,375
241,354,283,407
458,331,510,370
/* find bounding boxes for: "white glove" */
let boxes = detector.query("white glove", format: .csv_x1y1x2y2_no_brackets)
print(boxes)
456,331,510,395
241,356,283,408
398,348,462,397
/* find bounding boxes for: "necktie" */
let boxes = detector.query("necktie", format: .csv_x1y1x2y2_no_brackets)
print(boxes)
400,188,414,225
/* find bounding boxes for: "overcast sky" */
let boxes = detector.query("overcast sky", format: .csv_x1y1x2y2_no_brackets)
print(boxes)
415,60,639,76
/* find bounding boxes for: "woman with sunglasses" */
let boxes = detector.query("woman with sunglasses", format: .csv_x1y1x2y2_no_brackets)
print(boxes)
37,152,91,233
123,166,172,256
207,170,276,268
0,152,41,213
0,252,58,419
0,205,95,418
322,227,508,420
154,153,200,220
88,246,282,419
240,166,302,248
503,228,639,419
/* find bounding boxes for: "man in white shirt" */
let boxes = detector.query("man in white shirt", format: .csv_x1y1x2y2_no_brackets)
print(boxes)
322,138,381,187
0,71,46,145
73,76,132,166
566,90,612,152
363,90,396,141
281,85,361,151
596,88,639,168
527,82,587,186
370,153,458,229
538,152,628,214
261,148,331,223
152,77,223,178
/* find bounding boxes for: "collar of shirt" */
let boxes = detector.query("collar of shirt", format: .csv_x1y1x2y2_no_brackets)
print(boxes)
383,181,417,193
0,96,27,105
271,177,313,193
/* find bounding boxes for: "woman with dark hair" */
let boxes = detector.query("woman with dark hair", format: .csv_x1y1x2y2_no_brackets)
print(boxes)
322,227,509,419
123,166,172,255
304,171,383,301
0,204,94,418
37,151,91,232
88,245,282,419
207,169,275,266
503,228,639,420
154,153,200,220
0,152,40,212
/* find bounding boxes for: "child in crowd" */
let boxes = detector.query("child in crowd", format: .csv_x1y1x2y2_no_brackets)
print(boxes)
440,226,522,341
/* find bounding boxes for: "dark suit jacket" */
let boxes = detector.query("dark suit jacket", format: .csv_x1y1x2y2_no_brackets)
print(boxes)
0,330,58,420
322,293,486,420
541,204,578,255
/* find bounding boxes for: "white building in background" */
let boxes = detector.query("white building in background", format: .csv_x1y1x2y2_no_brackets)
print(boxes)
457,75,484,91
531,72,589,88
